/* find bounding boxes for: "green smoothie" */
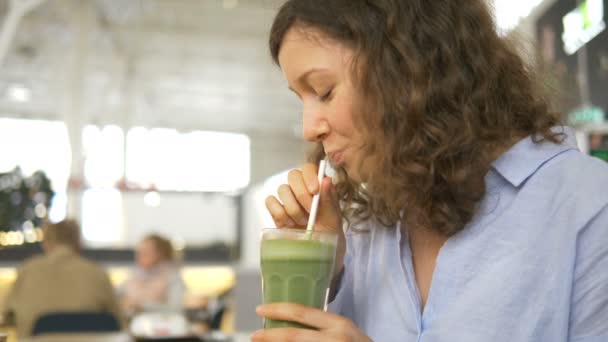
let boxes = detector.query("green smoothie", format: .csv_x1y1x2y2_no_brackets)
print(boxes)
261,238,337,329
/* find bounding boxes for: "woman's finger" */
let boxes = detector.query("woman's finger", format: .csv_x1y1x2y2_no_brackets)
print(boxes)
256,303,349,331
277,184,309,226
265,195,296,227
302,163,321,202
251,327,331,342
287,169,314,213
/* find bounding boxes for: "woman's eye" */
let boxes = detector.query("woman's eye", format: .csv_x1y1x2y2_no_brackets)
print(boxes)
319,89,333,102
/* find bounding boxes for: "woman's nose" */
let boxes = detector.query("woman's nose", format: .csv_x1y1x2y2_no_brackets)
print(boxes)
302,105,330,142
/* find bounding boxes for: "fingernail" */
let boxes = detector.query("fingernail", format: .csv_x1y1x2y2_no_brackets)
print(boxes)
298,217,308,225
309,181,318,193
285,219,296,227
255,305,263,314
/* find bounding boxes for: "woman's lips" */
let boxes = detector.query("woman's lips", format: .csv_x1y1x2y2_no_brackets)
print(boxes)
328,150,345,166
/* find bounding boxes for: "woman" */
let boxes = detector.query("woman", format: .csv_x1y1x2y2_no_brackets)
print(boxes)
120,234,186,315
254,0,608,341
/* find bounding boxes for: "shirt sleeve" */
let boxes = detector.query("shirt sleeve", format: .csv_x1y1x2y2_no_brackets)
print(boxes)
327,232,354,318
569,205,608,341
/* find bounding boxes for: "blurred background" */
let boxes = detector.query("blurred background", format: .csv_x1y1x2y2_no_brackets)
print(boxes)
0,0,606,340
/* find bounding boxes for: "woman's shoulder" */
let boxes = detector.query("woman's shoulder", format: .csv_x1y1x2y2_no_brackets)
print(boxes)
540,148,608,192
523,148,608,231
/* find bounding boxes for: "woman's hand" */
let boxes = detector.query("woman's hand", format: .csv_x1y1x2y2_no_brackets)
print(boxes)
265,163,341,232
265,163,345,273
252,303,372,342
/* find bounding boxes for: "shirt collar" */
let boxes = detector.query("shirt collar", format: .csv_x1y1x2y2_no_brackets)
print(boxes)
491,126,579,187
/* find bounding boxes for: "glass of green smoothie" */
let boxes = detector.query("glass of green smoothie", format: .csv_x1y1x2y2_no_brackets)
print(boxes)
260,228,338,329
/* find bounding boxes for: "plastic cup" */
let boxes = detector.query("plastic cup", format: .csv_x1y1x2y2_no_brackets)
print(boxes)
260,228,338,329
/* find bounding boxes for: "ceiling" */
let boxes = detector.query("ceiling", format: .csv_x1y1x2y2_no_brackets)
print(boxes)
0,0,557,137
0,0,302,136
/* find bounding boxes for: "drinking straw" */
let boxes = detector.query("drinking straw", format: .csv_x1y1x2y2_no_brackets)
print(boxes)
306,157,328,233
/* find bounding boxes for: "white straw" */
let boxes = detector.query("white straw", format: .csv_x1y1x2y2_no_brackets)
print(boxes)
306,157,328,232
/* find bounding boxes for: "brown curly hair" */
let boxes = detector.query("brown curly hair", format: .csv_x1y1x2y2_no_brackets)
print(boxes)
269,0,563,235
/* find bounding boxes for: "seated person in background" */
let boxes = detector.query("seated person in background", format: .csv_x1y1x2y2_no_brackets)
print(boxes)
1,219,123,337
119,234,186,315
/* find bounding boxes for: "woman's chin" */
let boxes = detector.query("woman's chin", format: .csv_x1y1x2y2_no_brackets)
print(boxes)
343,166,362,183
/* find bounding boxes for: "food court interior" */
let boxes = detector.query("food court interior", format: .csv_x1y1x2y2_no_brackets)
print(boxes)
0,0,606,341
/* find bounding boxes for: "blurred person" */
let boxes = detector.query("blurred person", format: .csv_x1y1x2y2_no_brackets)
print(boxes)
119,234,186,315
1,219,122,337
254,0,608,341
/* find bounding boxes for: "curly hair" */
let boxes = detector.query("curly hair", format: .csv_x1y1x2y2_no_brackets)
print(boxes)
269,0,563,235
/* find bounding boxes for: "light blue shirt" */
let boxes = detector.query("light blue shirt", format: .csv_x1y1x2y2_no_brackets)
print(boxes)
329,127,608,342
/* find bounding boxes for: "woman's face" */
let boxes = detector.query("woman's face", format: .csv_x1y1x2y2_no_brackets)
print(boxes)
278,25,365,181
136,239,160,270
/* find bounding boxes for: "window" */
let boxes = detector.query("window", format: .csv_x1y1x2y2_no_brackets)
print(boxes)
83,124,124,187
0,118,71,223
81,125,125,245
126,127,250,192
80,125,249,247
81,188,123,246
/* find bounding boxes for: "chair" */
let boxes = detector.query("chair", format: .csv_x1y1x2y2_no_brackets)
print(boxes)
208,306,226,331
31,312,120,336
